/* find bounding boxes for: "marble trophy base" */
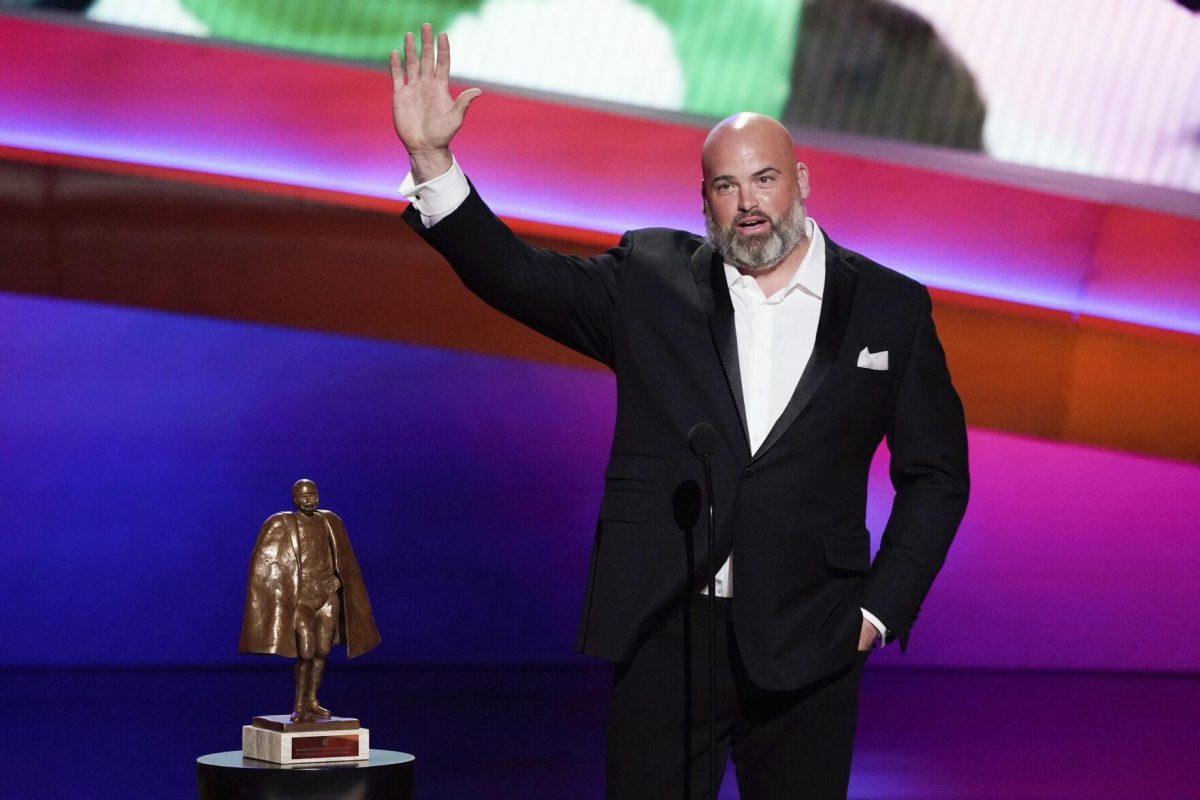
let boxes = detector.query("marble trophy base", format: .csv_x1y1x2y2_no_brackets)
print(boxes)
243,714,369,764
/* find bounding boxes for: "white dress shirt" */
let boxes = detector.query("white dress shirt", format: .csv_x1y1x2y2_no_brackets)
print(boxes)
399,160,887,648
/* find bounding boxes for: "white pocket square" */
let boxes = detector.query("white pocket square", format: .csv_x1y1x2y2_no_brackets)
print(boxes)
857,347,889,370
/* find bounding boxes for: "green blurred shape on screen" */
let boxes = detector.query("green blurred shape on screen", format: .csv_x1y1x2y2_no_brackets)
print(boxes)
180,0,485,56
180,0,801,118
639,0,801,117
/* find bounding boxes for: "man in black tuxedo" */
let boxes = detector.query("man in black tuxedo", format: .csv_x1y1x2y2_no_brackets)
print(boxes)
390,24,968,800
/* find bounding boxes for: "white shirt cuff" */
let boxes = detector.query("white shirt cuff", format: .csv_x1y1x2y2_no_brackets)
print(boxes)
398,156,470,227
860,607,888,648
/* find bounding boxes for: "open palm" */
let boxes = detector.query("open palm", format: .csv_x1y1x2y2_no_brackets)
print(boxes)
390,23,481,158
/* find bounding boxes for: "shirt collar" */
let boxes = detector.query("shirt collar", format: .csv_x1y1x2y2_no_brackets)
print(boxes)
723,217,825,301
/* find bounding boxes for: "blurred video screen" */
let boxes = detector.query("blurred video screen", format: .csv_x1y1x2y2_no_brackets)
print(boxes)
7,0,1199,192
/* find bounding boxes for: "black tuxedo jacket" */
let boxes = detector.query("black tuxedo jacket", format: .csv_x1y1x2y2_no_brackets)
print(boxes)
402,181,969,691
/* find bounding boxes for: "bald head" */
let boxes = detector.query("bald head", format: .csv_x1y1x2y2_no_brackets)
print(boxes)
701,113,797,181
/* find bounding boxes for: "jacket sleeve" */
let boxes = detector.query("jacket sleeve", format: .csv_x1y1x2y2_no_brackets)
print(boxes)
400,178,632,369
860,286,970,653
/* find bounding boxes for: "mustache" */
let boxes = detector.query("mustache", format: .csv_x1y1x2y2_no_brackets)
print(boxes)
734,212,771,225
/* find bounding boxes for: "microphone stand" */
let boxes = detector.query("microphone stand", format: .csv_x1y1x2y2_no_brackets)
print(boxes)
688,421,719,800
700,448,717,800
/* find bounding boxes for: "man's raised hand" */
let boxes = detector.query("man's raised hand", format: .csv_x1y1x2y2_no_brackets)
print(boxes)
390,23,481,182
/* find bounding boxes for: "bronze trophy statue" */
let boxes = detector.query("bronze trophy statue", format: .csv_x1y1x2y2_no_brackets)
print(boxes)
238,479,380,763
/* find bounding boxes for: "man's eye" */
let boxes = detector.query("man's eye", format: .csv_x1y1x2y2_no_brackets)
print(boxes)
758,175,773,183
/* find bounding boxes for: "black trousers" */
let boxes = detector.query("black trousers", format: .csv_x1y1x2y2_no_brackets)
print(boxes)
605,596,870,800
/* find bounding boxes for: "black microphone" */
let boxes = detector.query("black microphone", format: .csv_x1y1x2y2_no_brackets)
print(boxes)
687,422,717,458
687,421,719,800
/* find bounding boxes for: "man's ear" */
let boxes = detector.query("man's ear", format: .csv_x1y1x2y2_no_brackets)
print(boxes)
795,162,811,199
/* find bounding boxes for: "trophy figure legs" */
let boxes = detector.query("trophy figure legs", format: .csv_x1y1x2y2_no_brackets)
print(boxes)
290,596,339,722
307,657,332,719
289,657,333,722
290,660,313,722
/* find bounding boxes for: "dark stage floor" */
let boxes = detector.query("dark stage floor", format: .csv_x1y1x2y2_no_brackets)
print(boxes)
4,663,1195,799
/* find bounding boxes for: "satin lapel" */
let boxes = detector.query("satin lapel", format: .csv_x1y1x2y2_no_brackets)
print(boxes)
691,243,751,455
751,244,858,462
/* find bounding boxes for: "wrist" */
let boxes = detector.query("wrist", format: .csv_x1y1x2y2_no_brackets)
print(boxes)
408,147,453,184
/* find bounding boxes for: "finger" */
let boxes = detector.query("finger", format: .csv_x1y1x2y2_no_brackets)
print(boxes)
419,22,434,78
389,49,404,89
403,31,417,84
434,31,450,83
452,87,483,118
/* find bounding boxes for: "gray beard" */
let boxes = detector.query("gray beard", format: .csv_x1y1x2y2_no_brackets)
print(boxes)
704,199,808,273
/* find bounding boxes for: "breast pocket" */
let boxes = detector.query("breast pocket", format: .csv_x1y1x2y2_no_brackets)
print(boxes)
839,361,894,388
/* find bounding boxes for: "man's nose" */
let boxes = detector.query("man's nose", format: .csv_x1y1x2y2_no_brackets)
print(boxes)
737,186,758,211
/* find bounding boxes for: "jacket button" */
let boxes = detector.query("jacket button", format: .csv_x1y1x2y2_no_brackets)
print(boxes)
742,467,756,478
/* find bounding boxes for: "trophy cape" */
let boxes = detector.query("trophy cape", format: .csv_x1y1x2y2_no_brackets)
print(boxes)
238,510,381,658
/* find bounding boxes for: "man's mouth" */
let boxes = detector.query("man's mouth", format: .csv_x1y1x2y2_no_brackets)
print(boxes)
736,216,769,234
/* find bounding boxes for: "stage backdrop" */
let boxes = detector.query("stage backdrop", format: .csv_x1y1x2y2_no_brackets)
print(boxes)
3,291,1198,673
